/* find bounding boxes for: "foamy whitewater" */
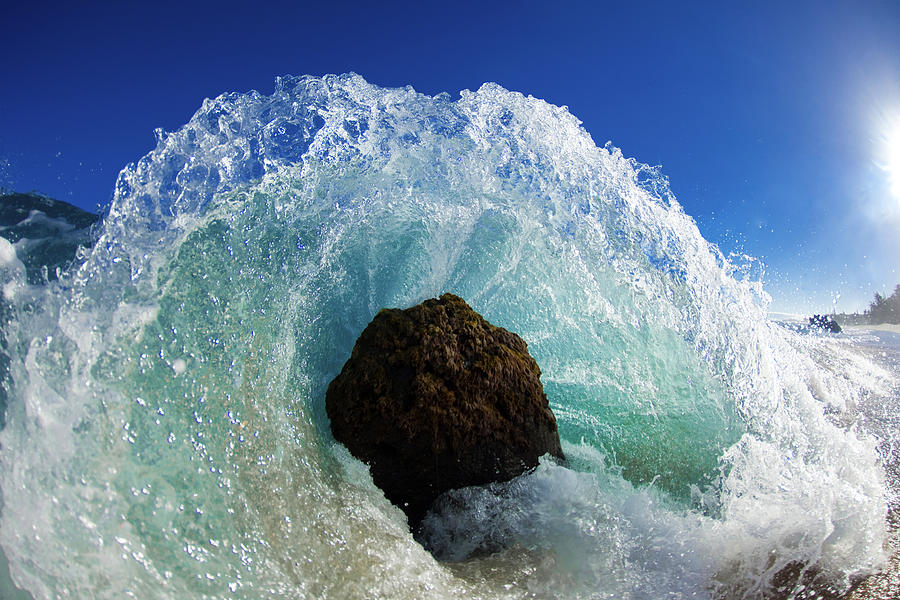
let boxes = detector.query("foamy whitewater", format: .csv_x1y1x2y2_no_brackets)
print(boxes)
1,74,898,599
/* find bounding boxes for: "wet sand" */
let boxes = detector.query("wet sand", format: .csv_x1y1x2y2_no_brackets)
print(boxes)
841,538,900,599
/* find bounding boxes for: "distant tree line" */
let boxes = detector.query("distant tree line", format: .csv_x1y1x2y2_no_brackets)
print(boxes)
832,284,900,327
865,284,900,324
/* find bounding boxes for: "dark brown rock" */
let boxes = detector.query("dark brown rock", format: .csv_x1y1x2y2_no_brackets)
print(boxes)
326,293,564,526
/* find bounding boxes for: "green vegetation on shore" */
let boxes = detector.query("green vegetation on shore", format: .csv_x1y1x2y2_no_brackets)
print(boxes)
865,284,900,325
835,284,900,326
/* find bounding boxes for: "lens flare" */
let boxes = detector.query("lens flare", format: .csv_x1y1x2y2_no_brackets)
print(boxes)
881,115,900,200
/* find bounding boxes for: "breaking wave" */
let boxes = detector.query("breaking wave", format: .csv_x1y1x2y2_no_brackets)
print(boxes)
0,74,895,599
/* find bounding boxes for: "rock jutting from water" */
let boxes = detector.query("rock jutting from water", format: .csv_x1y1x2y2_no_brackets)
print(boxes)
808,314,842,333
0,192,100,284
325,293,565,526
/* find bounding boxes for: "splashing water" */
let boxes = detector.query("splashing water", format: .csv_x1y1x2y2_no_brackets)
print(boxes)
0,74,896,599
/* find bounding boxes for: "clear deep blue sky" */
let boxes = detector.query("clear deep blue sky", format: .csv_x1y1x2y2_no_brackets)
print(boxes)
2,0,899,314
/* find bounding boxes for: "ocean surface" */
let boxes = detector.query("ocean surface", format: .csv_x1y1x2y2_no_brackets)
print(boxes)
1,74,898,599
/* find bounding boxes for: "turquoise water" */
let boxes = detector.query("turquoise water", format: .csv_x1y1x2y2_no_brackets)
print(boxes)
0,74,896,599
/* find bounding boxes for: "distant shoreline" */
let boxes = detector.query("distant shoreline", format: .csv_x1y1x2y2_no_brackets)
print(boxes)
845,323,900,335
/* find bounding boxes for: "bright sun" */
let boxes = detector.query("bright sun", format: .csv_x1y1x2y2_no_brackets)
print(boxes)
883,118,900,200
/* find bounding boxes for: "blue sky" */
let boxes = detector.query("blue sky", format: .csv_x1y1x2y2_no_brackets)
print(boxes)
2,0,899,314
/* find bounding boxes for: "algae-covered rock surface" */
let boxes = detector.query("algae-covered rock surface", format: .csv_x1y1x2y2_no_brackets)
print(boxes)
326,293,564,525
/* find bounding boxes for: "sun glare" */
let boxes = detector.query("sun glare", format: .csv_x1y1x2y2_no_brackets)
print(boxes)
882,117,900,200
